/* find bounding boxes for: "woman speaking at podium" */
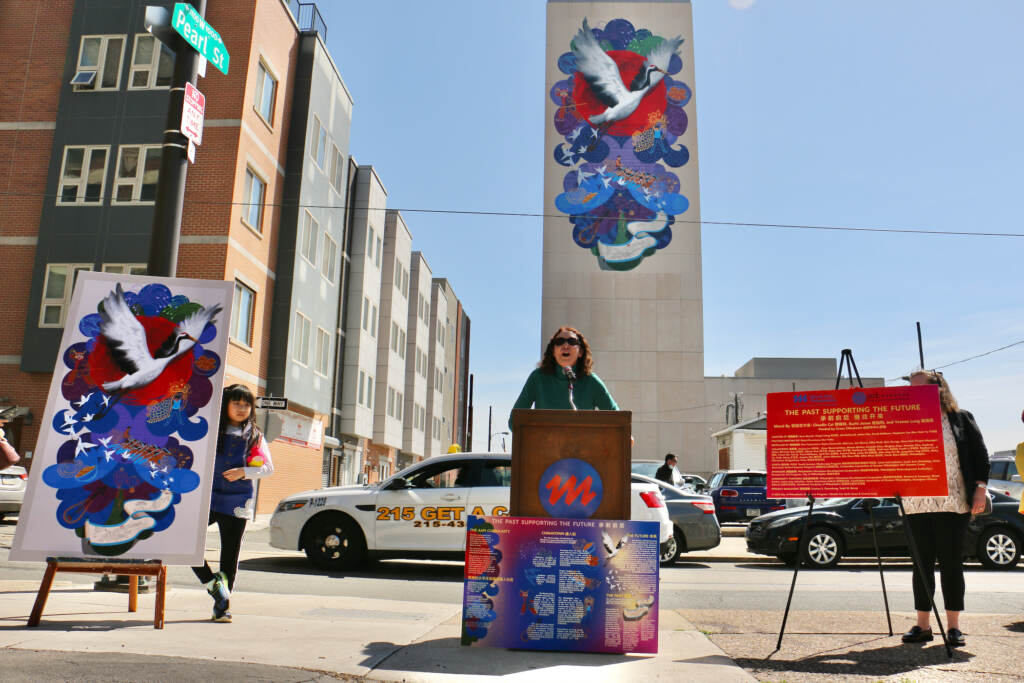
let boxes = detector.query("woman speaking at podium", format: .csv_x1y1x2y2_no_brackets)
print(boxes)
510,326,617,422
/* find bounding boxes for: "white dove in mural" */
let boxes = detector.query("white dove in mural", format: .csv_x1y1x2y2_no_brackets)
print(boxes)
601,530,630,566
572,18,683,128
99,283,221,394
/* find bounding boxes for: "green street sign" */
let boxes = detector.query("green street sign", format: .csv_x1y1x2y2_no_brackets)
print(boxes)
172,3,229,75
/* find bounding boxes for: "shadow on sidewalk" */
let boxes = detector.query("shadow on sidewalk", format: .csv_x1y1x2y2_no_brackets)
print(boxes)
362,637,636,676
738,639,975,679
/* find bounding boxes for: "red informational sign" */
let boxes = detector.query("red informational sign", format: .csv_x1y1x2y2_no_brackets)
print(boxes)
181,82,205,147
767,385,946,498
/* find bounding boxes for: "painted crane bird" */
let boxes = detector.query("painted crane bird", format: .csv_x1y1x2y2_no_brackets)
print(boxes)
98,283,222,396
572,18,682,145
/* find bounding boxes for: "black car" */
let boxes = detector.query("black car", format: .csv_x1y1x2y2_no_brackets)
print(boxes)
745,492,1023,570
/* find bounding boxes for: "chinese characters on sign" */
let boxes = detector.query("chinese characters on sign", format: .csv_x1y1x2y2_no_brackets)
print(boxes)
462,515,659,654
766,385,946,498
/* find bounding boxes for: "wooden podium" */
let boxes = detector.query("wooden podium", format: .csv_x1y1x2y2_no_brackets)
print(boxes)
509,409,631,520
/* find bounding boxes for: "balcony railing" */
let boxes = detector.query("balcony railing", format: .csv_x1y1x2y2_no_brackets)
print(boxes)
289,1,328,41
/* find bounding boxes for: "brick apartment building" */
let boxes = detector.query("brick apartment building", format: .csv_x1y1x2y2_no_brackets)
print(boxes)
0,0,470,514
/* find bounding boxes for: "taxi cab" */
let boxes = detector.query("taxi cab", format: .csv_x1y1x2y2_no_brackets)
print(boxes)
269,452,674,570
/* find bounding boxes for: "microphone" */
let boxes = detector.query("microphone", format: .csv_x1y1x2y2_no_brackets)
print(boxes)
565,367,577,410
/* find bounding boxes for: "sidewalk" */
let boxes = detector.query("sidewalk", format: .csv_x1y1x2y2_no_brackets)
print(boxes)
0,573,755,682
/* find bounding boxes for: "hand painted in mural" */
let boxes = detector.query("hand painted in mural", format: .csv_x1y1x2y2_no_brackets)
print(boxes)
551,18,693,271
45,283,222,556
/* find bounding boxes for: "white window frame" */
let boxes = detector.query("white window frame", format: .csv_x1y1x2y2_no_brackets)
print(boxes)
322,232,338,283
366,375,373,408
370,304,377,337
293,311,311,366
314,327,331,377
254,59,278,125
361,296,369,331
309,115,327,169
102,263,147,275
242,166,267,233
112,144,161,204
396,391,403,421
72,35,125,91
387,387,395,418
57,145,110,205
127,33,173,90
230,280,256,347
39,263,92,327
300,210,319,266
329,144,343,193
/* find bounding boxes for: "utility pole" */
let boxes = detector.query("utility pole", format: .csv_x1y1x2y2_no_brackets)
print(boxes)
487,405,492,451
147,0,206,277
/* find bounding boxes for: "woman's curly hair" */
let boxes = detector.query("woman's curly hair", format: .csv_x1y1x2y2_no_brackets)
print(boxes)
538,326,593,376
907,370,959,413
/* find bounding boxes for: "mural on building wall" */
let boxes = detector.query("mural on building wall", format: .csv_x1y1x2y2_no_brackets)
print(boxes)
551,18,693,271
11,273,232,565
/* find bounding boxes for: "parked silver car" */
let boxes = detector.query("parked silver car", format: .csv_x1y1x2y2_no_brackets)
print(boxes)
631,473,721,565
988,453,1022,500
0,465,27,521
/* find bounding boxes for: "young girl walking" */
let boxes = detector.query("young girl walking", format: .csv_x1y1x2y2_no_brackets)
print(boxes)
192,383,274,622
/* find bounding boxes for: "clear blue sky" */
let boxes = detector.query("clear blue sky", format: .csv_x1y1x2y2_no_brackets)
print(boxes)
320,0,1024,453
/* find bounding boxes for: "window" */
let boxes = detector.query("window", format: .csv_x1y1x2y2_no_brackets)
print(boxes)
387,387,395,418
375,236,382,266
308,116,327,168
40,264,92,327
102,263,147,275
329,145,344,193
242,167,266,232
480,462,512,487
112,145,161,203
72,35,124,91
254,60,277,124
315,327,330,376
231,281,255,346
367,227,375,261
361,296,370,331
293,312,311,365
405,460,472,489
398,329,406,359
300,211,319,266
128,34,173,89
358,370,365,405
366,375,373,407
370,304,377,337
58,146,109,205
436,319,444,345
322,233,338,282
396,391,403,421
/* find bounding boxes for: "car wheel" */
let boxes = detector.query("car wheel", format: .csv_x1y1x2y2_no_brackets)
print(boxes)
303,514,367,570
660,532,680,566
977,527,1020,570
802,527,842,568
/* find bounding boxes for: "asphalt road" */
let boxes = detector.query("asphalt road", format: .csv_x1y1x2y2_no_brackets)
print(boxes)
4,517,1023,617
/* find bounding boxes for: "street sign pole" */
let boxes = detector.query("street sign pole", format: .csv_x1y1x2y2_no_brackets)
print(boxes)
147,0,206,278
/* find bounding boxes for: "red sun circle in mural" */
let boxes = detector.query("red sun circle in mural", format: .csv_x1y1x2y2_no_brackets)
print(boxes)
573,51,668,137
88,316,194,405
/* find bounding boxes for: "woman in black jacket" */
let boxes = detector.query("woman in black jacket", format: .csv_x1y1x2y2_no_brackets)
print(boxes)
900,370,989,648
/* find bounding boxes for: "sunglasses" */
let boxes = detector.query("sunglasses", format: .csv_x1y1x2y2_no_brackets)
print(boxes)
553,337,580,347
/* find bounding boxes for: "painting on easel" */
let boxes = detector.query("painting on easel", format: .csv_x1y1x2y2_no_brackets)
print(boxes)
11,272,233,565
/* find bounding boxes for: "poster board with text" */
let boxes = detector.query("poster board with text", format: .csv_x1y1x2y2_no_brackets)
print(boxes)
461,515,659,654
767,385,945,498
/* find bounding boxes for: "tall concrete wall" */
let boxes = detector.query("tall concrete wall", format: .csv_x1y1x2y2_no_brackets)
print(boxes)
543,1,703,462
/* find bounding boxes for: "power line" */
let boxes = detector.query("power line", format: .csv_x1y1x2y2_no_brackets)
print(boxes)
1,190,1022,239
887,338,1024,381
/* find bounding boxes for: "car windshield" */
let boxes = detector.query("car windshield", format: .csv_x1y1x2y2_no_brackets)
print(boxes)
630,462,660,478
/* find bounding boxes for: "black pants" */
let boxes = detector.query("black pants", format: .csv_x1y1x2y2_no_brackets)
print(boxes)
191,511,247,592
908,512,970,613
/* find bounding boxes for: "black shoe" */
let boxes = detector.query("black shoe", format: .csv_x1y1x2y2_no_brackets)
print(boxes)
947,628,966,647
902,625,934,643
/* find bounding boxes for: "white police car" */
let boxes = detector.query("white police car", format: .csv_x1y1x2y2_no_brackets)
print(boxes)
269,452,675,570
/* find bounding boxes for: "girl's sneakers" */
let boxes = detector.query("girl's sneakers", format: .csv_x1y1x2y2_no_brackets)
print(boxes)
206,572,231,622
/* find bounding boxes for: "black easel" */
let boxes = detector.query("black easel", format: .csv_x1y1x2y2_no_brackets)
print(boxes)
772,349,894,653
